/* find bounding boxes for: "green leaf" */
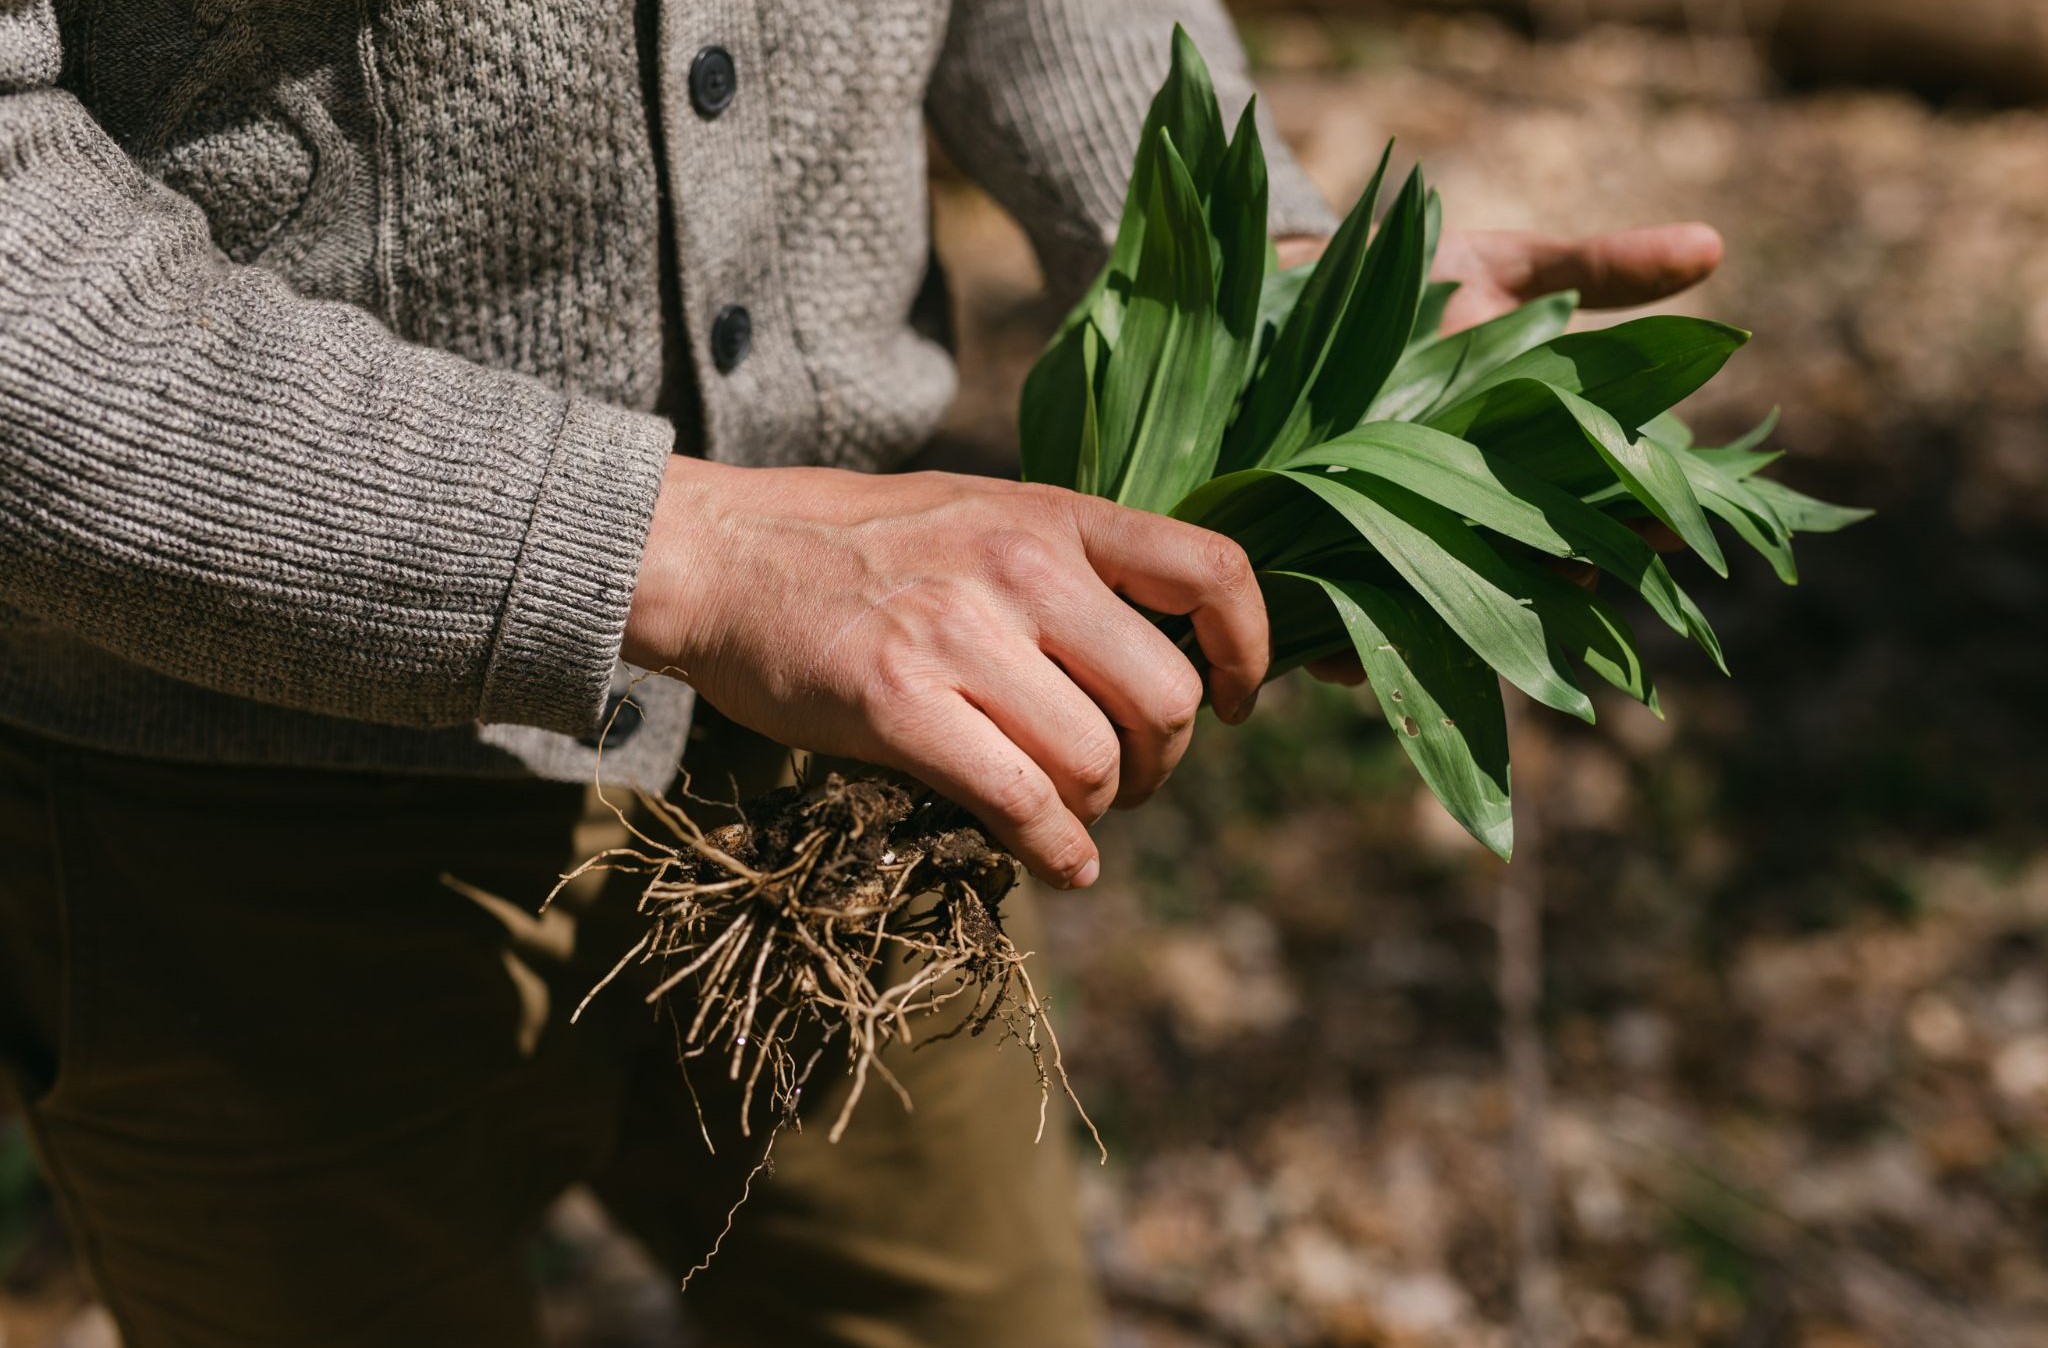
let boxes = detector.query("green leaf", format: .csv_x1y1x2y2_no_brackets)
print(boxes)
1280,421,1706,646
1267,570,1514,858
1516,565,1661,713
1430,316,1748,442
1407,280,1460,355
1201,100,1270,454
1433,378,1730,577
1688,447,1784,480
1405,189,1449,348
1103,129,1219,513
1672,581,1729,676
1288,166,1431,457
1641,409,1694,449
1018,316,1090,489
1680,451,1799,584
1370,291,1577,424
1708,407,1782,456
1745,476,1874,534
1221,143,1393,471
1075,322,1104,496
1421,187,1445,279
1155,25,1227,197
1276,470,1595,721
1250,261,1312,389
1100,26,1224,288
1258,571,1354,674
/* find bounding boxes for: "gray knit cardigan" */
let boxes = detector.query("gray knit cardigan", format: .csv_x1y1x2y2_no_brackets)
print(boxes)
0,0,1332,788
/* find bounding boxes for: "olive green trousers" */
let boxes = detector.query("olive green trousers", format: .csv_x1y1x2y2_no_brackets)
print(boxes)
0,713,1101,1348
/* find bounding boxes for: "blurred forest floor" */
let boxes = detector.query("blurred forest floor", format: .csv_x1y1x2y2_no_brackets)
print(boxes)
5,9,2046,1348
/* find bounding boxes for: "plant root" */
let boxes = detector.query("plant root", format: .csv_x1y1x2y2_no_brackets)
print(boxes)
561,769,1103,1160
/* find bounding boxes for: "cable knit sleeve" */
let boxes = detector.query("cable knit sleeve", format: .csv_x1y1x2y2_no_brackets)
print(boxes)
927,0,1335,303
0,0,676,737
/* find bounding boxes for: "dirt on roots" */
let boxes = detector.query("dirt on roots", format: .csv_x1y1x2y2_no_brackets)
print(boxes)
561,770,1100,1155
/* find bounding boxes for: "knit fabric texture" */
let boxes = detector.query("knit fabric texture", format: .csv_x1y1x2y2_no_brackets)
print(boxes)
0,0,1334,788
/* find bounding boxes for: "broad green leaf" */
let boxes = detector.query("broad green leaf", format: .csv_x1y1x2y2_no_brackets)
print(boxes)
1641,410,1694,449
1221,144,1393,471
1680,451,1798,584
1516,565,1661,714
1267,570,1514,858
1201,100,1270,454
1105,130,1219,513
1277,470,1595,721
1249,261,1313,392
1672,581,1729,676
1284,166,1430,459
1430,316,1748,442
1708,407,1782,456
1154,25,1227,197
1746,476,1874,534
1018,316,1089,488
1173,467,1357,568
1280,421,1703,644
1075,323,1104,496
1102,26,1223,291
1257,571,1353,674
1689,447,1784,480
1434,378,1729,576
1370,292,1577,424
1040,24,1222,355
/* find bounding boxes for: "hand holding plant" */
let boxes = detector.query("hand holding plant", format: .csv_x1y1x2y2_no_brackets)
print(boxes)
1018,27,1869,857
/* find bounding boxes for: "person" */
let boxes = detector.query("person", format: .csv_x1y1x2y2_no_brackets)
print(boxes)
0,1,1722,1344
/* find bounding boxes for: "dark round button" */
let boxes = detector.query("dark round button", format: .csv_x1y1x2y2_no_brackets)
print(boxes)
577,690,643,750
710,304,752,373
690,45,738,118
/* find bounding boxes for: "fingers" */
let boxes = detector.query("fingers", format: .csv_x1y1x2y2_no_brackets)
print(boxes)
971,644,1127,825
1520,223,1725,311
1067,503,1271,724
1306,654,1368,687
871,694,1100,889
1633,519,1688,553
1032,582,1205,809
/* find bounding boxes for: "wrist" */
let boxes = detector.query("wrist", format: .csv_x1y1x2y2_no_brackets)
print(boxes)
623,454,727,674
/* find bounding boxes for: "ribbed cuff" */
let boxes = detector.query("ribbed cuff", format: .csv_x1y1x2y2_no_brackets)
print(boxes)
479,398,676,735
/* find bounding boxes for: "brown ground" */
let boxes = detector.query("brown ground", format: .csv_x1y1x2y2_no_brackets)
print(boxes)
6,10,2046,1347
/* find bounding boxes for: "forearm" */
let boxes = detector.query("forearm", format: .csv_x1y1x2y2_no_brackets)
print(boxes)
0,79,674,735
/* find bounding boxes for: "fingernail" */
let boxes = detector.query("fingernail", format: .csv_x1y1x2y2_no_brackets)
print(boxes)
1231,688,1260,724
1069,857,1101,889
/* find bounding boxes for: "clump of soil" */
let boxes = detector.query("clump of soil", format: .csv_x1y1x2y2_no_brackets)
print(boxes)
562,772,1098,1151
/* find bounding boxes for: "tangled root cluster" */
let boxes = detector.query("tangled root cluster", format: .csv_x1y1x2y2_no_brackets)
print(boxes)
561,771,1098,1153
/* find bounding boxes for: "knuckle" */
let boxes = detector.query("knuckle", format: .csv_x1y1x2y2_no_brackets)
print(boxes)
864,646,936,713
1070,732,1121,804
1199,532,1254,593
1041,832,1094,880
984,763,1056,830
1155,663,1205,734
981,529,1063,590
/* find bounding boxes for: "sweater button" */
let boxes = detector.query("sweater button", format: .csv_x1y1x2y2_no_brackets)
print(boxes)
711,305,752,373
578,691,642,749
690,45,738,118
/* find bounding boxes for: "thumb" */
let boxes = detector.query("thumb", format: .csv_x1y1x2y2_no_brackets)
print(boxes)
1528,222,1725,310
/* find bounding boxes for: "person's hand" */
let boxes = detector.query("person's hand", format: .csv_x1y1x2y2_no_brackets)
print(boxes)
1274,221,1725,335
1275,221,1723,686
624,459,1269,888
